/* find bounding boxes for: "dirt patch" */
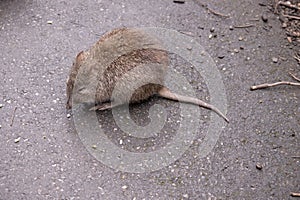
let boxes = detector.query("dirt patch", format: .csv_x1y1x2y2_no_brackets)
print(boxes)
274,0,300,50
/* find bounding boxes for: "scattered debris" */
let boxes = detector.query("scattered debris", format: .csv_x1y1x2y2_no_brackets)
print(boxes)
218,55,225,59
121,185,128,190
282,14,300,20
234,24,255,28
272,57,279,63
178,30,195,36
291,156,300,158
207,6,230,18
259,2,267,6
294,53,300,63
290,72,300,81
261,13,268,22
275,1,300,13
256,163,263,170
250,73,300,90
14,137,21,143
193,1,230,18
291,192,300,197
274,0,300,46
10,107,17,127
173,0,185,4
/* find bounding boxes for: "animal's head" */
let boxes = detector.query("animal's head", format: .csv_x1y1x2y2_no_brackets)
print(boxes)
66,51,98,109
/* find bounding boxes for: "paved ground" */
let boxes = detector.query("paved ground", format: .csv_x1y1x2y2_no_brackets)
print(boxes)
0,0,299,199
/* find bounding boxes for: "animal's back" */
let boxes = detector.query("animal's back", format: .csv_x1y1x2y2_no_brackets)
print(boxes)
99,48,169,103
67,28,169,107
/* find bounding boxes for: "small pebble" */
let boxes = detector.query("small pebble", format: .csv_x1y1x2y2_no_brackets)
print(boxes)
121,185,128,190
240,46,244,50
272,57,278,63
92,145,97,149
183,194,189,198
256,163,263,170
282,22,287,28
47,20,53,24
238,36,243,41
0,104,3,108
210,27,215,32
261,13,268,22
233,49,239,53
0,125,2,129
186,46,192,51
208,34,213,39
218,55,225,59
229,26,234,30
66,113,71,118
14,137,21,143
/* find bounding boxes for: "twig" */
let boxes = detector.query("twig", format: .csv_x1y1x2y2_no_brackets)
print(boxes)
275,1,300,13
10,107,17,127
173,0,185,4
291,156,300,158
282,14,300,20
250,72,300,90
289,72,300,82
207,7,230,18
250,81,300,90
192,1,230,18
249,18,260,21
291,192,300,197
70,21,87,28
234,24,255,28
178,30,195,36
294,54,300,63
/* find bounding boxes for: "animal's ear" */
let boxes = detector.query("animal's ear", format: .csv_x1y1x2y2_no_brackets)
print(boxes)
76,51,85,63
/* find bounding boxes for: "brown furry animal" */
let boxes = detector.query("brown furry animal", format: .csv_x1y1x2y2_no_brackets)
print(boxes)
66,28,228,122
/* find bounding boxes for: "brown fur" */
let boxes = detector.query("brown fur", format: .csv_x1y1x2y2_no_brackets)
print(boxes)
66,28,168,108
66,28,229,122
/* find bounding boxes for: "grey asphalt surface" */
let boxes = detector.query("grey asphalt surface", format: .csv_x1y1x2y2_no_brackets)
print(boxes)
0,0,299,199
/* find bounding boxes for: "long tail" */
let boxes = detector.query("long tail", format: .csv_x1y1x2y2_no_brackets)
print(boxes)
158,87,229,123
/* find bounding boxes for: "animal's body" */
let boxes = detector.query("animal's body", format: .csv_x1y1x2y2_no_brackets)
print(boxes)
66,28,228,122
